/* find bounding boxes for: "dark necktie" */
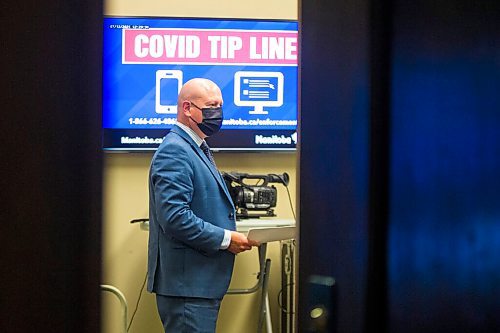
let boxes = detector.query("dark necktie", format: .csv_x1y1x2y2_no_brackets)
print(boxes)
200,141,216,166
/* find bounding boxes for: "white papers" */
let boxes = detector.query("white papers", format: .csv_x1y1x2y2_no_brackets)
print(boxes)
247,226,296,243
236,218,295,233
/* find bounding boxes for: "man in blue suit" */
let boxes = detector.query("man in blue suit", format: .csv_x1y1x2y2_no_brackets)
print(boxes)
148,78,259,332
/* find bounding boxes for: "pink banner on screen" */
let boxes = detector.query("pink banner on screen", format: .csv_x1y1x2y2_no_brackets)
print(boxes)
122,28,298,66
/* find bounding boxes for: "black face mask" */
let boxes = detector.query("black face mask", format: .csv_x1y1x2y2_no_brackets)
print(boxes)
190,102,223,137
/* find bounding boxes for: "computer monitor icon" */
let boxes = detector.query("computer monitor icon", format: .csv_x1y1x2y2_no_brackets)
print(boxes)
234,71,284,115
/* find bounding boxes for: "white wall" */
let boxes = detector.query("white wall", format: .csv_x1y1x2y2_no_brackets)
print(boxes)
105,0,297,20
102,153,297,333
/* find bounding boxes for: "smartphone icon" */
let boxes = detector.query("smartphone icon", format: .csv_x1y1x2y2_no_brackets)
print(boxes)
155,70,183,114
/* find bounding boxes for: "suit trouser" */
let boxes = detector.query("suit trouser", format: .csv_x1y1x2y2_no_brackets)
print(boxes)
156,294,222,333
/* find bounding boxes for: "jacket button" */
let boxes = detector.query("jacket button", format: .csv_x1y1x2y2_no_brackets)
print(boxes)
228,212,234,219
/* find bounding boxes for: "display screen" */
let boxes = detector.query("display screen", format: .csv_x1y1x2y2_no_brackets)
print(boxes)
103,16,298,151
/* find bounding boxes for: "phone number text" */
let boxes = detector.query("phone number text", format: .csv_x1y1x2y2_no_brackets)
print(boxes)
129,117,176,125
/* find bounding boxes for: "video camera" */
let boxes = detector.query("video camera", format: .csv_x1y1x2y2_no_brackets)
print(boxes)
221,171,289,219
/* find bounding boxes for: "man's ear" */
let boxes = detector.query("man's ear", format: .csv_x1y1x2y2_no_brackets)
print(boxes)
182,100,191,116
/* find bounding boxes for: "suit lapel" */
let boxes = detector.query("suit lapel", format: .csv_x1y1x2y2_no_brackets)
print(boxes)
171,127,235,208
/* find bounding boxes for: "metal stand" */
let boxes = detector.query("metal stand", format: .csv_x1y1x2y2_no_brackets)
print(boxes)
101,284,128,333
280,240,296,333
226,243,273,333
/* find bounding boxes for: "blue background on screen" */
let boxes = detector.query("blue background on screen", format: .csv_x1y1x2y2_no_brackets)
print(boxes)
103,17,298,130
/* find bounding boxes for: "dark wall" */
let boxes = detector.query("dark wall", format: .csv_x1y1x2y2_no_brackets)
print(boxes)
299,0,499,332
388,1,500,332
0,1,102,332
298,0,372,331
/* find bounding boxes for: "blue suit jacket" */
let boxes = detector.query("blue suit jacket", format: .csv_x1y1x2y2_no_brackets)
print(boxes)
147,126,237,299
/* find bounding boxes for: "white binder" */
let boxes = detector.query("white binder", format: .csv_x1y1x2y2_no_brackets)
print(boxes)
247,226,296,243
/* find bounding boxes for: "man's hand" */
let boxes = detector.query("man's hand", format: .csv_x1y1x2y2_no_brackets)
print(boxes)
227,231,260,254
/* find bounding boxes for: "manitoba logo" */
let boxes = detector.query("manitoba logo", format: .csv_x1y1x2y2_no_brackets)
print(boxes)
255,134,292,145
